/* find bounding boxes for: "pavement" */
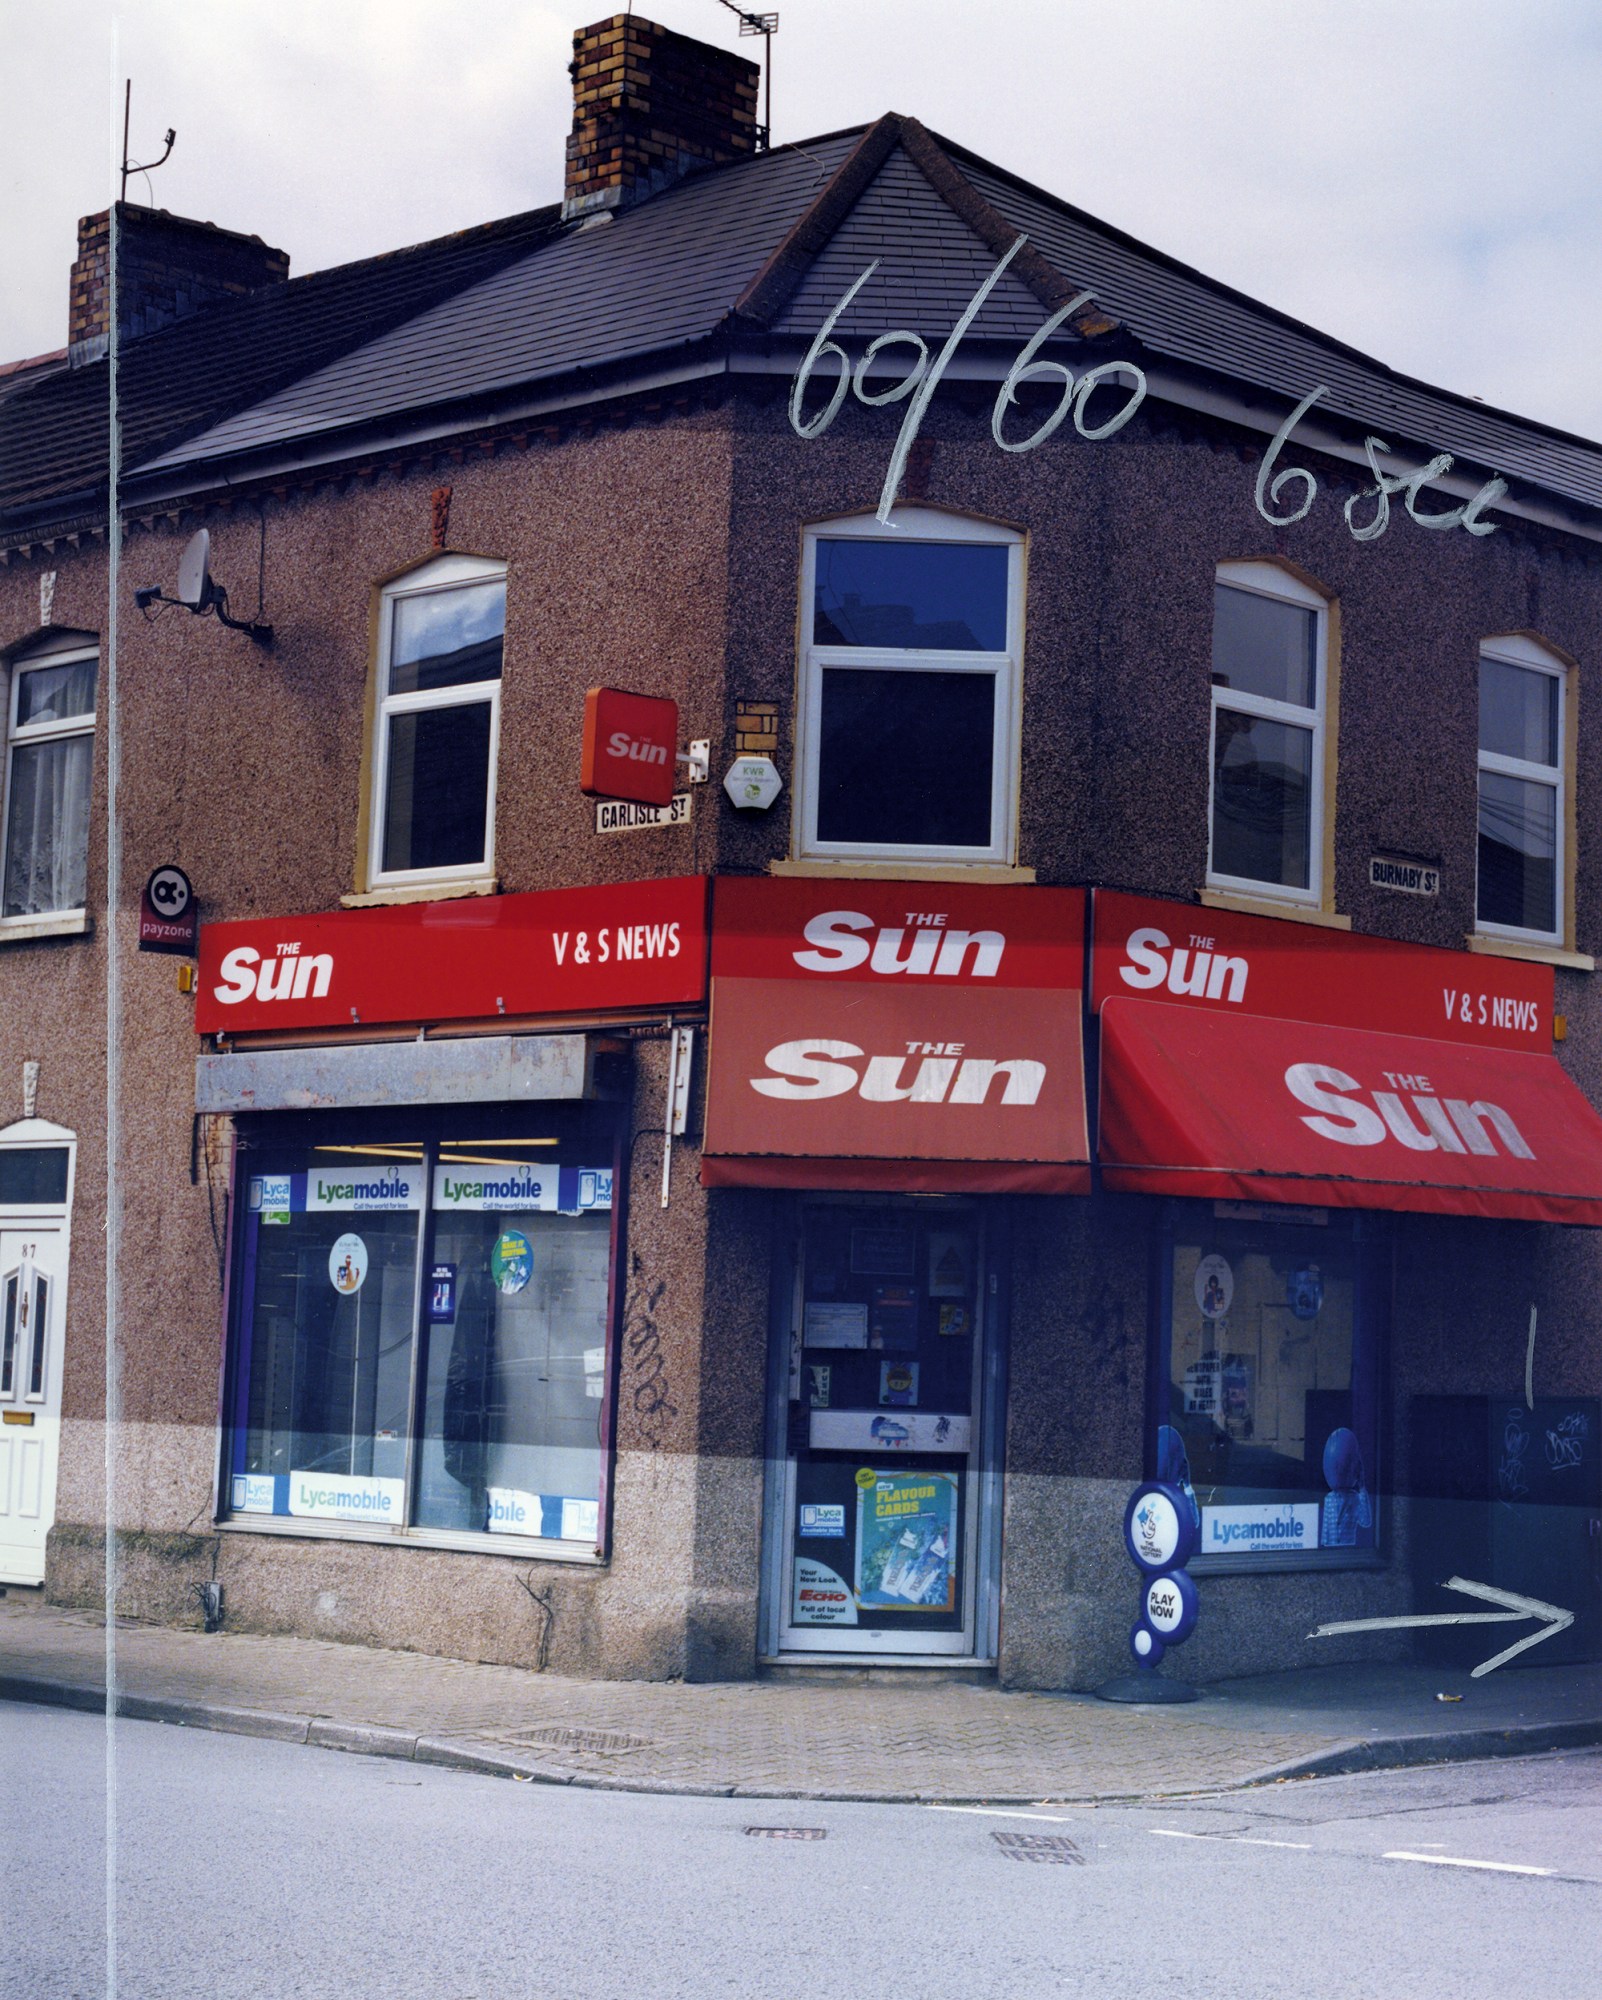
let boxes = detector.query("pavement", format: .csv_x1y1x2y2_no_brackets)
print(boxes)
2,1594,1598,1803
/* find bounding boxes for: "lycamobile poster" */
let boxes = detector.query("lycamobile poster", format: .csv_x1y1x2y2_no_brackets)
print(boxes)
855,1471,957,1612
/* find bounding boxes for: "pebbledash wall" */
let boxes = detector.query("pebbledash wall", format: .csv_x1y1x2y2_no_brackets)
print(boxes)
3,363,1599,1686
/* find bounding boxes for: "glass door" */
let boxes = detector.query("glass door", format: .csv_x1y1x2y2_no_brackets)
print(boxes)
766,1201,998,1659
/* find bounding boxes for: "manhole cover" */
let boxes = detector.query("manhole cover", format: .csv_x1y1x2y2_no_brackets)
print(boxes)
745,1826,827,1840
991,1831,1084,1865
513,1726,648,1755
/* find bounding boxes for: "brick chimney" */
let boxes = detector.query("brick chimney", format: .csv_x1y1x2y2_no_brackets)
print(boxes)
68,205,290,366
563,14,760,222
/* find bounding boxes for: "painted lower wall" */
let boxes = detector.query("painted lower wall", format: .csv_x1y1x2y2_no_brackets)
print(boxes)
36,1104,1601,1687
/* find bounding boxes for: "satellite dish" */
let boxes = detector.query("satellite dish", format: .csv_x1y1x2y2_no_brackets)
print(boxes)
176,529,212,610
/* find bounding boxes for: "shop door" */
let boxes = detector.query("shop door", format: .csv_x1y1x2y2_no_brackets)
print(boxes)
0,1225,67,1585
764,1204,1002,1660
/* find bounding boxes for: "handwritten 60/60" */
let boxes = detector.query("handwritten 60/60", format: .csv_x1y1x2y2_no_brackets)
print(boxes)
792,232,1507,545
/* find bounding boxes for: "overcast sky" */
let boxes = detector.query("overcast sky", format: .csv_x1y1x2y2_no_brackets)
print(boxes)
4,0,1600,439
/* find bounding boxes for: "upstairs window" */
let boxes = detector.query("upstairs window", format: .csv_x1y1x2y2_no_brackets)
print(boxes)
1208,563,1329,906
1,640,98,921
797,511,1022,864
370,556,505,889
1477,636,1567,944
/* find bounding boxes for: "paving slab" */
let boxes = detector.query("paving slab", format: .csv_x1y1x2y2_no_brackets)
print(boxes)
2,1598,1597,1803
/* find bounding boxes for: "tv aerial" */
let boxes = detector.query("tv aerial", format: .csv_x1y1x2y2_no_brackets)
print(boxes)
714,1,778,148
134,529,274,645
120,80,175,205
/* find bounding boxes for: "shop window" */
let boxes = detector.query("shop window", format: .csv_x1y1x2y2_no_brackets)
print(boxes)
1,639,98,921
368,556,504,889
223,1115,617,1553
1155,1205,1385,1568
1208,562,1330,906
1477,635,1568,945
796,511,1022,863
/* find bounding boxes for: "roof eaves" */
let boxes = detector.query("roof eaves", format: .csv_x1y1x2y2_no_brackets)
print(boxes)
117,337,736,507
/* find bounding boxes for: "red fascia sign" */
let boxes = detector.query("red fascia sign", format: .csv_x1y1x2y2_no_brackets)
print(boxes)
580,687,678,807
702,878,1090,1193
1090,892,1602,1224
1090,889,1552,1046
195,876,708,1035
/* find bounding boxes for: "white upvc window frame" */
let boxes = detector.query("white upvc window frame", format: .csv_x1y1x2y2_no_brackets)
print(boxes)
0,637,99,927
795,509,1024,867
367,554,505,893
1207,560,1329,910
1476,633,1567,948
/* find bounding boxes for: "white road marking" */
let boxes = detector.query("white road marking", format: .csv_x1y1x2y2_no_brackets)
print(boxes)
929,1805,1074,1823
1148,1830,1558,1874
1383,1850,1553,1877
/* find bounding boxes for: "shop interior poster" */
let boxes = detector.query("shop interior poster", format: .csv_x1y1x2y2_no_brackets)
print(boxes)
926,1231,972,1298
870,1284,918,1351
805,1300,868,1348
851,1225,915,1277
855,1471,957,1612
879,1361,919,1406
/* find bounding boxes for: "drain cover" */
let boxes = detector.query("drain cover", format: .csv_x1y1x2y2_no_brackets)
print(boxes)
514,1726,648,1755
991,1831,1084,1865
745,1826,827,1840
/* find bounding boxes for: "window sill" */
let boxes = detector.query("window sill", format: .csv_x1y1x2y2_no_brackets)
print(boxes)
1189,1548,1386,1578
0,909,90,944
216,1512,601,1562
772,860,1036,884
1199,889,1351,931
1467,932,1594,972
342,878,499,910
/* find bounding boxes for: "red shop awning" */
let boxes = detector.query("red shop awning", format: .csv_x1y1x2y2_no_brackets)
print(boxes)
1099,998,1602,1225
702,879,1090,1194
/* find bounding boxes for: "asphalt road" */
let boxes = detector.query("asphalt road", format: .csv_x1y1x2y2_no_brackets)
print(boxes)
5,1701,1598,2000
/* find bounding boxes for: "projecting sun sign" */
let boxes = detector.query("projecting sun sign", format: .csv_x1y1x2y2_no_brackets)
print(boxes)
791,233,1507,545
581,687,678,808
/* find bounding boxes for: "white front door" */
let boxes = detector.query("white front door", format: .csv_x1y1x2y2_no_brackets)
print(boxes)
0,1225,67,1584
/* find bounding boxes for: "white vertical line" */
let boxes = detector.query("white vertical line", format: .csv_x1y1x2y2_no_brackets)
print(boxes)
105,30,123,2000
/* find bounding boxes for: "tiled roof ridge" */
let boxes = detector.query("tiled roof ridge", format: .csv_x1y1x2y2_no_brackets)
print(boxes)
732,112,1119,342
732,115,899,328
269,201,561,300
0,347,68,380
895,116,1119,338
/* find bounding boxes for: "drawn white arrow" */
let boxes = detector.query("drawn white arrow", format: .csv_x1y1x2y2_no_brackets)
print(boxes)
1310,1574,1574,1677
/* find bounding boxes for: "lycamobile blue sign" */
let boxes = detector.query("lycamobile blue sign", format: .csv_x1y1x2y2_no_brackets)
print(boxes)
1202,1503,1320,1552
248,1169,423,1215
430,1166,614,1213
247,1165,613,1218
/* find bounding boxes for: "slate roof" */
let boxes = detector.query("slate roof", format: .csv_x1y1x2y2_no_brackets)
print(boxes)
0,204,561,537
8,116,1601,532
132,116,1602,519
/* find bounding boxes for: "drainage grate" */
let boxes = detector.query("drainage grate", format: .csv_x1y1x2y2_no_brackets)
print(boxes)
991,1831,1084,1865
745,1826,827,1840
512,1725,648,1756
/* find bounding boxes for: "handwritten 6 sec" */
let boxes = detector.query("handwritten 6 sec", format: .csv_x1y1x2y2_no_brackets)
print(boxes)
792,233,1507,545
